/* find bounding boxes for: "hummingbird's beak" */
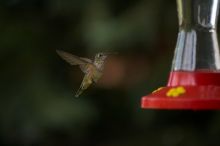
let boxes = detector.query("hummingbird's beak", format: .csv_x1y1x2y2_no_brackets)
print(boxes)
103,52,118,55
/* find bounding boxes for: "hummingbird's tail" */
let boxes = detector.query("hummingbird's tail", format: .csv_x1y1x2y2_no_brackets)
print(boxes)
75,75,93,97
75,87,84,97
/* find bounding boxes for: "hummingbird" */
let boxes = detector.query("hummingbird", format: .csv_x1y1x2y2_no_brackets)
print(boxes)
56,50,111,97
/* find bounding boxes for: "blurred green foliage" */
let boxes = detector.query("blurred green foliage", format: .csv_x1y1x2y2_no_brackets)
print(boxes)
1,0,220,146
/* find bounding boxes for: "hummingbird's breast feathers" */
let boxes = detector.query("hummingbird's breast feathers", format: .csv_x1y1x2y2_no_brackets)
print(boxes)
94,60,105,71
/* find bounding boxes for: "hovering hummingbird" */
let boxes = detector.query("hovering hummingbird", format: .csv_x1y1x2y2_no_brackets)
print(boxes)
56,50,112,97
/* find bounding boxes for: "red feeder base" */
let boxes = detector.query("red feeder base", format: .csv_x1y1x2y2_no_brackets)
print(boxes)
141,71,220,110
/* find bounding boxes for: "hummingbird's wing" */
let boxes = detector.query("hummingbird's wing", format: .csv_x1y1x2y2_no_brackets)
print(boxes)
80,57,92,63
56,50,91,65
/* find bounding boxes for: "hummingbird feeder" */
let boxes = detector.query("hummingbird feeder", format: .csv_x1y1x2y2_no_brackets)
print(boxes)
141,0,220,110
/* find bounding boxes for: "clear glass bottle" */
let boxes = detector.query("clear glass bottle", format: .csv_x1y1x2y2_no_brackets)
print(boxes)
172,0,220,71
168,0,220,86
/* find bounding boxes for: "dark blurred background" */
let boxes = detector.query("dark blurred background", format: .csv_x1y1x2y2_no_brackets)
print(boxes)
1,0,220,145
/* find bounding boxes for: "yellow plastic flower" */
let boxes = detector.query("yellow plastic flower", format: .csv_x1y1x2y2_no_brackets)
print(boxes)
166,86,186,97
152,87,164,93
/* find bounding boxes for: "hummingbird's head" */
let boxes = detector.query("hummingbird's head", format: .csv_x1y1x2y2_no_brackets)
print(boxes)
95,52,117,60
95,53,108,61
94,52,117,70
